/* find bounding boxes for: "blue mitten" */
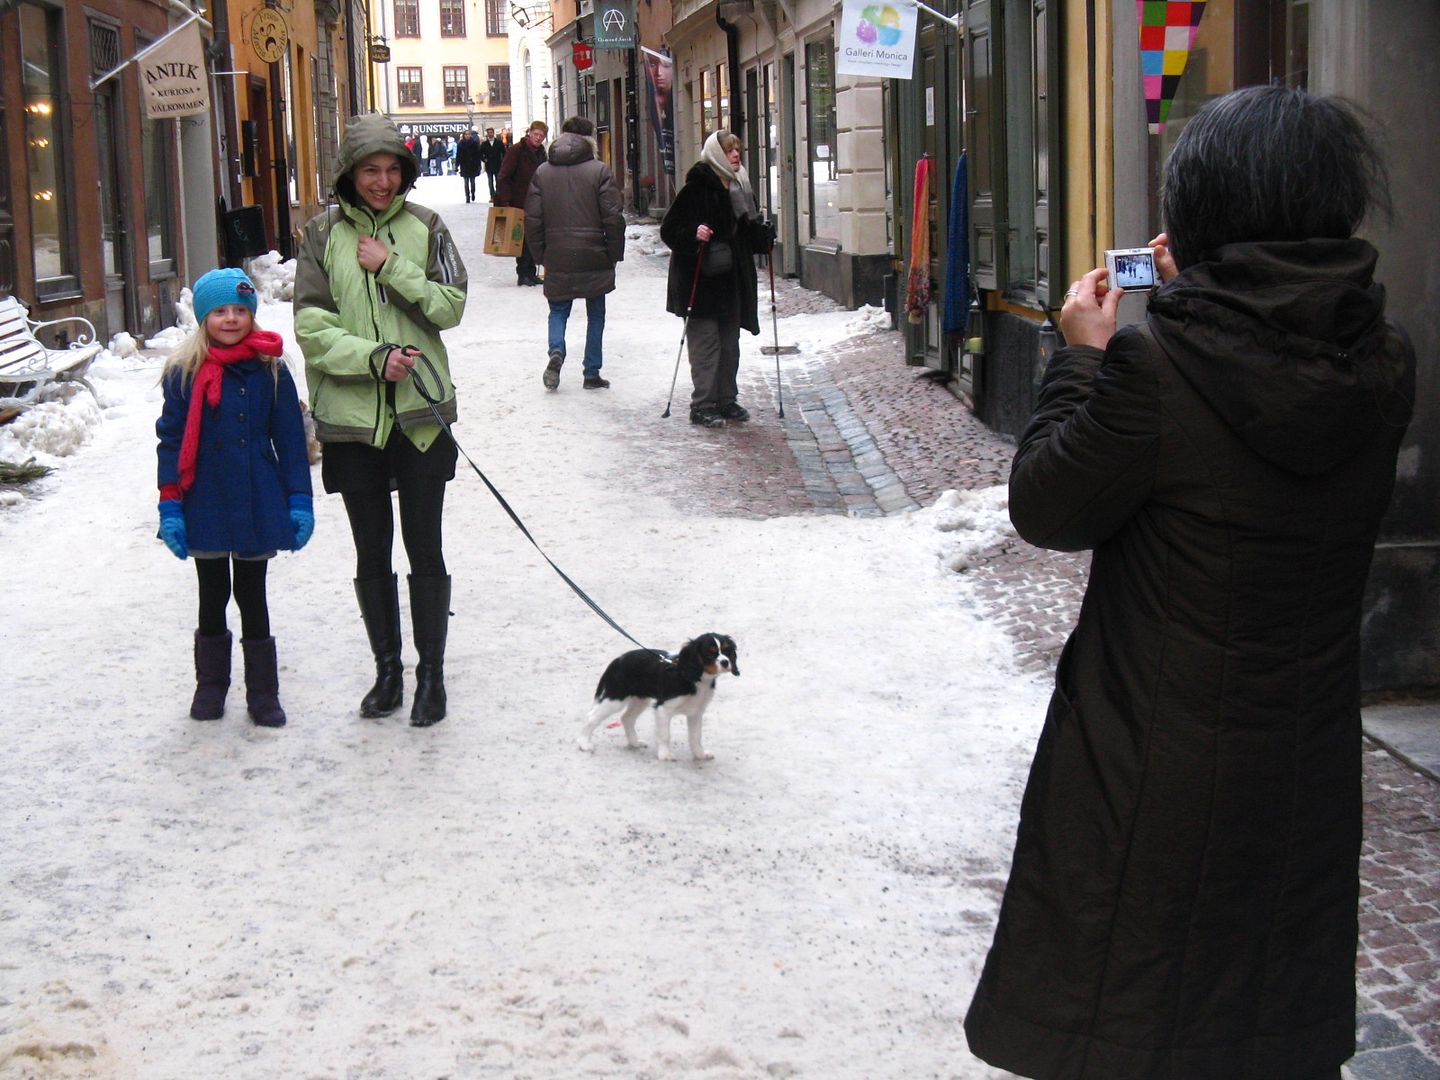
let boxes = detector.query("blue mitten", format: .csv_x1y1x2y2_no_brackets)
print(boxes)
289,493,314,549
158,499,188,560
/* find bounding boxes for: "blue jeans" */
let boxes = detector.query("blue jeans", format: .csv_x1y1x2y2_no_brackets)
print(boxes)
547,296,606,378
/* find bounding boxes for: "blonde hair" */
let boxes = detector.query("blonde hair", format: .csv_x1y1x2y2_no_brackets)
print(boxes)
717,131,742,154
162,314,281,390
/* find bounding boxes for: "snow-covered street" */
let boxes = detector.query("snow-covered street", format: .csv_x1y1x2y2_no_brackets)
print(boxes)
0,175,1049,1079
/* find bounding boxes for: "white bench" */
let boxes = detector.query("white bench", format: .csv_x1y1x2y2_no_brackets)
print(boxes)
0,295,102,417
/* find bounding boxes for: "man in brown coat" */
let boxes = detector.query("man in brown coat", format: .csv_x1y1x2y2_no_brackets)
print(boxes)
524,116,625,390
495,120,548,286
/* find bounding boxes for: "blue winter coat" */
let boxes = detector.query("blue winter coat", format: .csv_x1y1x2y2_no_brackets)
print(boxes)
156,360,313,555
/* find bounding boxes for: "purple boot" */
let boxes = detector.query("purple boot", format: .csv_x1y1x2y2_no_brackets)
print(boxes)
241,636,287,728
191,630,231,720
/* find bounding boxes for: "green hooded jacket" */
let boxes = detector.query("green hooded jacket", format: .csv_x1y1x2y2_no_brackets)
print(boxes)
294,113,468,452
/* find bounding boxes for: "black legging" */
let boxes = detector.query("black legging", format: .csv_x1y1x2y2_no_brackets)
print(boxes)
196,557,270,639
342,478,448,580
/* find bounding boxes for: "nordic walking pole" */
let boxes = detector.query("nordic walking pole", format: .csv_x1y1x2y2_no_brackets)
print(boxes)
767,251,785,418
662,239,709,419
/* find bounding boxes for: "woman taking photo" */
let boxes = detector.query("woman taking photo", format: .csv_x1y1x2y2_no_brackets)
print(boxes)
965,85,1414,1080
294,113,468,728
660,130,774,428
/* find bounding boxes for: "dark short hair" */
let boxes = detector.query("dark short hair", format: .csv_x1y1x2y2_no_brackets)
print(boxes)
561,115,595,137
1161,85,1390,270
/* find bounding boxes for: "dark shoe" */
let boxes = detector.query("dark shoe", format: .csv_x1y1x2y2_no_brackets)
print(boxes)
543,351,564,390
689,406,726,428
241,636,287,728
355,575,404,717
523,274,544,286
408,574,452,727
583,375,610,390
718,402,750,422
190,630,232,720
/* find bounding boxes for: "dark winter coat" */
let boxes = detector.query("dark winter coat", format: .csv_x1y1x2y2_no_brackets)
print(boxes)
495,139,546,208
660,160,768,334
523,133,625,303
964,238,1415,1080
156,360,313,554
479,136,505,176
456,134,484,179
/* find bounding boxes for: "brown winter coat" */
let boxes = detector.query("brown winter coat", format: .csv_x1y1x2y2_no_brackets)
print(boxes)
523,133,625,303
965,238,1414,1080
495,138,546,208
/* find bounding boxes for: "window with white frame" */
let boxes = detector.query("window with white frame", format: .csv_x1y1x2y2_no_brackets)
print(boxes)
440,0,465,35
397,67,423,106
394,0,419,36
444,66,469,106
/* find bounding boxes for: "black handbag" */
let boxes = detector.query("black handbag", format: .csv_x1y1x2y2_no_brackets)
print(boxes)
700,240,733,277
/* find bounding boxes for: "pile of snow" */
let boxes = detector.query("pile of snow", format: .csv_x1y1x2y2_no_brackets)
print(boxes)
626,220,669,258
844,304,891,335
906,486,1017,572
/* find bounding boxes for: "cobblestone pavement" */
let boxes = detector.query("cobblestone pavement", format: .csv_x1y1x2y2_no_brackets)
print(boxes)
654,262,1440,1076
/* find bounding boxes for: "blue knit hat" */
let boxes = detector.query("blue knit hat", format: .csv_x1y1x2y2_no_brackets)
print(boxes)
192,268,259,324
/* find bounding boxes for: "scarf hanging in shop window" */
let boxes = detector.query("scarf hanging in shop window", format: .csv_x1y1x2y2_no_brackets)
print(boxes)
905,154,933,325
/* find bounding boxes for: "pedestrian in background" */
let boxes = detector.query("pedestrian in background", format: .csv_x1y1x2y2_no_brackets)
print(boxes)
496,120,548,287
964,85,1414,1080
525,115,625,391
456,128,483,203
660,130,774,427
155,267,314,729
293,113,468,728
480,127,505,201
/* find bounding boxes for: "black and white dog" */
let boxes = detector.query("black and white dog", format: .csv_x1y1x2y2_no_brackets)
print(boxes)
577,634,739,761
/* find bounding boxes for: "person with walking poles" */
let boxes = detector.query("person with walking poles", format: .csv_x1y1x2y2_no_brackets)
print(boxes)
456,128,483,203
496,120,548,287
479,128,505,201
963,85,1415,1080
155,267,314,729
293,113,469,728
660,130,775,427
525,115,625,391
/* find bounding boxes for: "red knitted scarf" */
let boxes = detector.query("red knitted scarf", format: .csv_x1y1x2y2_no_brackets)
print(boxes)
177,329,285,493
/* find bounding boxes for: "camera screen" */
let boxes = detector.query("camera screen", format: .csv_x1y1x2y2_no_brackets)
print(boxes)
1111,252,1156,289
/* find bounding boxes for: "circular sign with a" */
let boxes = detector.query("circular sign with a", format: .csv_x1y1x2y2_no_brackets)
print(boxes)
250,9,290,64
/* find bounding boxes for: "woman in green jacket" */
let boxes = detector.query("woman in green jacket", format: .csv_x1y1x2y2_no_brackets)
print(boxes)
294,113,468,727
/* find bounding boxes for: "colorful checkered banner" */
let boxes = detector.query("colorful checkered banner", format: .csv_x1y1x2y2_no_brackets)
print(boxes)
1138,0,1208,133
139,18,210,119
836,0,920,78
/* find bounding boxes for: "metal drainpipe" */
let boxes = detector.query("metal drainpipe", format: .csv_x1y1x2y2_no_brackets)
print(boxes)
715,9,743,139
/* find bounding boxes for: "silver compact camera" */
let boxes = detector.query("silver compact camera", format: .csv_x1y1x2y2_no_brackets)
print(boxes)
1104,247,1158,292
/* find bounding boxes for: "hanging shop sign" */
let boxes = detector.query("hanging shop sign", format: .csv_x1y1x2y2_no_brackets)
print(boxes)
369,42,392,63
1138,0,1208,133
140,18,210,118
594,0,636,49
835,0,920,78
250,8,290,64
573,41,594,70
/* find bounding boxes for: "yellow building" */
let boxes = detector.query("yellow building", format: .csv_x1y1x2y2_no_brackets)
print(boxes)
369,0,514,145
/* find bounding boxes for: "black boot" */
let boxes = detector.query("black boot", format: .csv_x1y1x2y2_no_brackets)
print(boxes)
241,636,287,728
408,574,451,727
355,575,404,717
191,630,232,720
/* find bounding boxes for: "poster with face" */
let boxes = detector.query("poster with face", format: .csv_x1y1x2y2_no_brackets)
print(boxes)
644,51,676,179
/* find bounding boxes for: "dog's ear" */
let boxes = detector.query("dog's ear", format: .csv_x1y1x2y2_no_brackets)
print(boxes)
676,638,704,675
720,634,739,676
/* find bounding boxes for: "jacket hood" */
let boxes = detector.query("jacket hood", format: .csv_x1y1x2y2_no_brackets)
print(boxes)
548,132,597,167
1146,238,1409,476
332,113,418,206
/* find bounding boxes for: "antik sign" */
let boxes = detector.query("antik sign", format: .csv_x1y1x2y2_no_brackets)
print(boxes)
835,0,919,78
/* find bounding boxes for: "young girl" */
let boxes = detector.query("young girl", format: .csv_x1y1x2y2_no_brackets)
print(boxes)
155,268,314,727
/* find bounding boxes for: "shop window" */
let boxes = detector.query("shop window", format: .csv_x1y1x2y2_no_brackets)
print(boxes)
140,114,176,276
440,0,466,37
398,67,424,107
444,66,470,106
394,0,420,37
21,2,77,295
805,36,839,241
717,64,731,134
700,68,718,142
488,66,511,106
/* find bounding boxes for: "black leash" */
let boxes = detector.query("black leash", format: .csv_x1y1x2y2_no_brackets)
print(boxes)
403,350,665,659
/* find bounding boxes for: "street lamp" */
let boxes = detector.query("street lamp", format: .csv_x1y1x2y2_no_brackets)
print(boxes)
541,79,551,129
